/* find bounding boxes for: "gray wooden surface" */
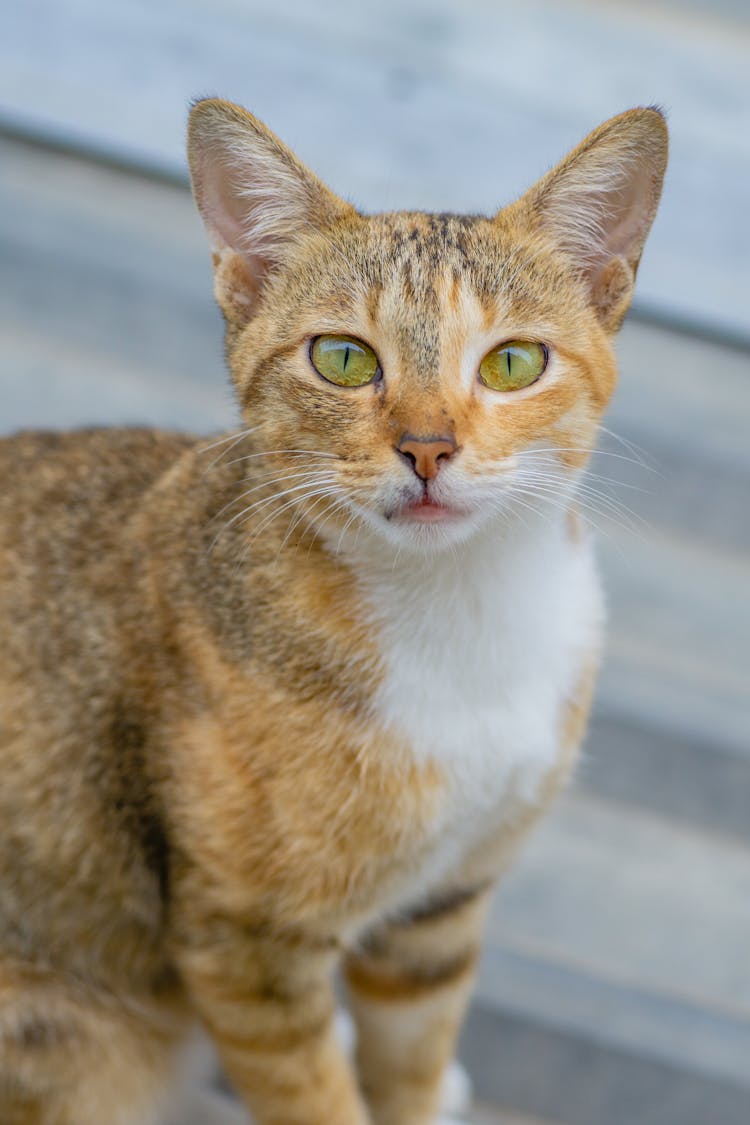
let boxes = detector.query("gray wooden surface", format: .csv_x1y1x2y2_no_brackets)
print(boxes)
1,1,749,1120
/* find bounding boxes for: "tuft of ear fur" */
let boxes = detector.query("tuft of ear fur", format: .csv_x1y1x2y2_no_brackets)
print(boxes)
187,98,354,326
516,108,668,331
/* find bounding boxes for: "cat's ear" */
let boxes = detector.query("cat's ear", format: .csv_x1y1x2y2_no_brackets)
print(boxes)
516,108,668,331
188,99,353,325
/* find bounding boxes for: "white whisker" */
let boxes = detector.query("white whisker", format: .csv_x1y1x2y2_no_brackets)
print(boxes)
519,445,656,471
224,448,338,469
597,424,655,468
210,469,336,526
209,474,336,552
197,426,262,457
197,426,265,476
244,485,345,545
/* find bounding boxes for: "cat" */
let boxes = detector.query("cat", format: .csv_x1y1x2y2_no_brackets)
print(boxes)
0,98,667,1125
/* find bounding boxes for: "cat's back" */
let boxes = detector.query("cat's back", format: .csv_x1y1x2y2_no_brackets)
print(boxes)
0,426,196,660
0,426,196,546
0,425,205,769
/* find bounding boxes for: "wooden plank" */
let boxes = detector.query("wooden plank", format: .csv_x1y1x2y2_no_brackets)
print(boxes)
460,1002,750,1125
481,792,750,1088
472,1107,560,1125
597,525,750,759
581,711,750,845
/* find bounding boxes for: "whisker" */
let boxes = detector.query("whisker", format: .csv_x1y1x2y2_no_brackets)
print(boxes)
244,485,345,545
277,487,360,557
224,448,338,469
301,494,338,559
307,496,354,559
519,445,656,471
228,484,344,576
197,426,265,476
597,424,656,469
209,475,336,552
501,490,555,531
234,478,337,529
517,463,652,496
196,426,262,457
210,469,336,525
513,465,652,505
333,502,366,556
509,478,646,538
515,465,648,514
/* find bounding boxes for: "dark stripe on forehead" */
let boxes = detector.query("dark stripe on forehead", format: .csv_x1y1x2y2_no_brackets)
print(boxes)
386,216,472,383
364,212,488,384
393,265,441,384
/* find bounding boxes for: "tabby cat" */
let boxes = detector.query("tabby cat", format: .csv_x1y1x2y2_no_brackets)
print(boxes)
0,99,667,1124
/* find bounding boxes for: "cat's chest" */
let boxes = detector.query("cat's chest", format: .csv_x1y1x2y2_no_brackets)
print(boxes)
361,523,603,861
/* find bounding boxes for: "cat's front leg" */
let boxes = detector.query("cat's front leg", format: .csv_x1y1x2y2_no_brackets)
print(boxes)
175,917,369,1125
344,883,491,1125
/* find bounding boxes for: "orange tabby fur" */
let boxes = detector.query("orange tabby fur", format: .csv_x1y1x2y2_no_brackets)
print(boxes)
0,101,667,1124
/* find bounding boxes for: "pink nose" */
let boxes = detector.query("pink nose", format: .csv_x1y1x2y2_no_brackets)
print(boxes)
396,434,457,481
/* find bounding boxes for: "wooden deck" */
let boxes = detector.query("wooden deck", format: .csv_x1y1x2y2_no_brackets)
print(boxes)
1,2,749,1121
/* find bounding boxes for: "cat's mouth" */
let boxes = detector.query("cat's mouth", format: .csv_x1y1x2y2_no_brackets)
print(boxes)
392,491,466,524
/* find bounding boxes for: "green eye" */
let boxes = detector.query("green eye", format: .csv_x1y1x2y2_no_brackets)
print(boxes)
310,335,380,387
478,340,548,392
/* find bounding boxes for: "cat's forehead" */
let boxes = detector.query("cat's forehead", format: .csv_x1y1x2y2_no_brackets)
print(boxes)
373,211,481,261
362,211,493,289
347,210,567,326
363,213,483,379
332,211,561,382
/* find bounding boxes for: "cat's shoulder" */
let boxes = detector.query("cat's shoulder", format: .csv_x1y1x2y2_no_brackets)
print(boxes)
0,426,197,513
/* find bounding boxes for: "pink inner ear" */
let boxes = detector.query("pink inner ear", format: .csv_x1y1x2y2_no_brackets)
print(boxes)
597,165,655,268
197,153,254,255
195,149,282,297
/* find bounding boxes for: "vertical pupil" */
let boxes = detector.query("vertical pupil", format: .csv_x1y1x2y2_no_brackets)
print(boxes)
343,345,350,372
506,349,511,377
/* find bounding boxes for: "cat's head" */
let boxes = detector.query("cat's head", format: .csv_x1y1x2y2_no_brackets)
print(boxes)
188,100,667,554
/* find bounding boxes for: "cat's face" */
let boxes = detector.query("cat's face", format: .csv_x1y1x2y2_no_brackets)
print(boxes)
225,212,616,554
189,101,667,554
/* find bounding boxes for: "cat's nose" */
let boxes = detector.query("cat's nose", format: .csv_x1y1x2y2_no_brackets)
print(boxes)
396,434,457,481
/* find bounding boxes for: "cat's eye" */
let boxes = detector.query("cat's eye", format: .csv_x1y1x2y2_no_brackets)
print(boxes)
310,335,381,387
478,340,548,392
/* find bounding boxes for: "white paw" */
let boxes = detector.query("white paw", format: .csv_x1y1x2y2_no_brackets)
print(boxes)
440,1058,472,1116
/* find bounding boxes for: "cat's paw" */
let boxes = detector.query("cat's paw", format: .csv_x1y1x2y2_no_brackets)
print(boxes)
440,1059,472,1117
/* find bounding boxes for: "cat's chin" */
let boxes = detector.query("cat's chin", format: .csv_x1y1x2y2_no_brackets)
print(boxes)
385,520,481,554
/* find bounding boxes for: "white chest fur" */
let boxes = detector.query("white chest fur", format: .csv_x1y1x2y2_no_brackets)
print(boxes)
356,513,604,885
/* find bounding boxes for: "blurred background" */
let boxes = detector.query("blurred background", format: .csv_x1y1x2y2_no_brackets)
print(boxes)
1,1,748,1122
